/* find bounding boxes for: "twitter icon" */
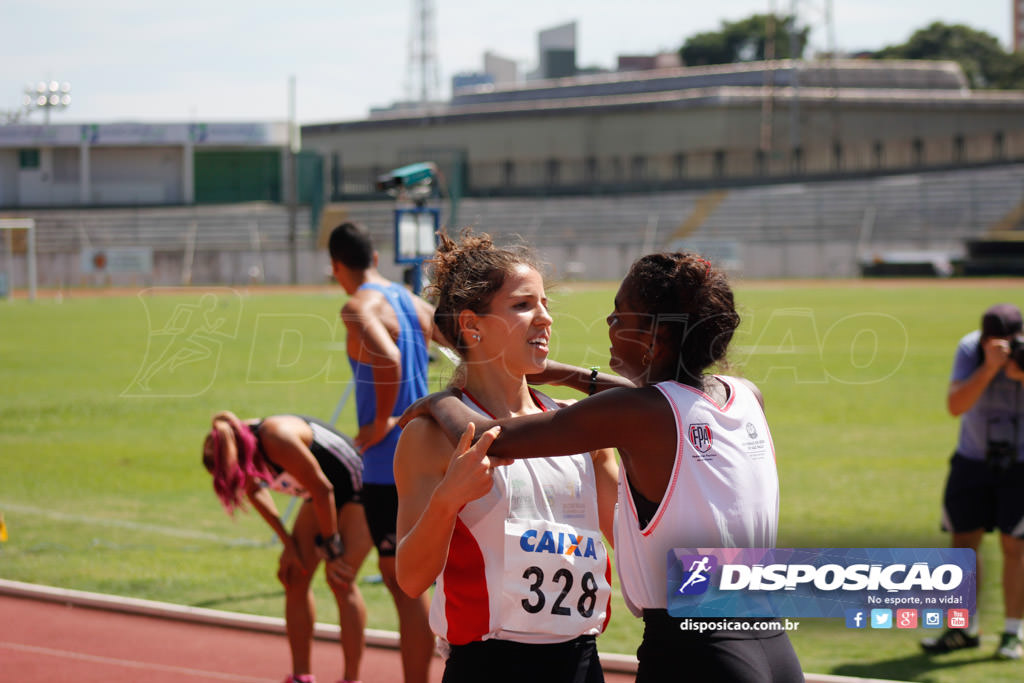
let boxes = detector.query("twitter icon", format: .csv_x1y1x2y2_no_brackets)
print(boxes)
871,609,893,629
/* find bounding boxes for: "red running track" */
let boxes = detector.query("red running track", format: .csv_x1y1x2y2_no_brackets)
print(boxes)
0,594,638,683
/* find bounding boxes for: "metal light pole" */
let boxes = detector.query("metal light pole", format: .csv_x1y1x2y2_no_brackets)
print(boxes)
286,75,298,285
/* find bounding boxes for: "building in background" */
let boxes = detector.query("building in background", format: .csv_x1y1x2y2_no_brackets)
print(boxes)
305,58,1024,199
530,22,577,80
617,53,683,72
451,71,494,94
0,122,322,209
1016,0,1024,51
484,52,519,85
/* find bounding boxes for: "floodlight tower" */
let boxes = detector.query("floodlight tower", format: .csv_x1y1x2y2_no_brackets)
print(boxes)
23,81,71,124
406,0,440,106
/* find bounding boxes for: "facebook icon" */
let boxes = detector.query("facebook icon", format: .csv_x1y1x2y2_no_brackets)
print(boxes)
845,609,867,629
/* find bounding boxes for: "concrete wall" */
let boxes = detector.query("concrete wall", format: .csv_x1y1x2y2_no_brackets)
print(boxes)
0,240,950,291
89,147,184,205
0,151,18,205
306,96,1024,197
2,146,186,208
4,163,1020,291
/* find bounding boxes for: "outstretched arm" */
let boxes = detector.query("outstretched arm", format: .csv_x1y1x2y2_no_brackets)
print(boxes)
527,360,635,395
395,421,507,597
402,385,670,462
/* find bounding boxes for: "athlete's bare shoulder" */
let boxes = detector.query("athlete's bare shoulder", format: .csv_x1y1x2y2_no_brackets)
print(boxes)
342,285,394,325
396,416,452,474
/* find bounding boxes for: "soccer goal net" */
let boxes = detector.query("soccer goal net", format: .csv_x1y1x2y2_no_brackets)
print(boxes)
0,218,37,301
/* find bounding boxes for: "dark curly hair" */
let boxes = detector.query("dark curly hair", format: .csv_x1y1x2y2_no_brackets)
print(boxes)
626,252,740,387
427,230,538,356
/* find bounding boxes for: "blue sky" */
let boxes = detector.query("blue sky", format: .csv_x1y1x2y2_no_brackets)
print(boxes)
0,1,1015,125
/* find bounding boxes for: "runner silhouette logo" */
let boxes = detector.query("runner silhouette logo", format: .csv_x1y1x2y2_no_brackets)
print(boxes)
677,554,717,595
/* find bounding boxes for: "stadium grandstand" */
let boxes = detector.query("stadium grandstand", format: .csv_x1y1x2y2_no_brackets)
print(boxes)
302,58,1024,198
2,58,1024,288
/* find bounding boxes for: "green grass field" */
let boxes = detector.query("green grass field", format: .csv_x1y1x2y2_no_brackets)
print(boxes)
1,280,1023,682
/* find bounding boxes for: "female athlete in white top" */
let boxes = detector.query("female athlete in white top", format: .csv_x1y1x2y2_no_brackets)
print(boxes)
402,252,803,682
394,231,618,683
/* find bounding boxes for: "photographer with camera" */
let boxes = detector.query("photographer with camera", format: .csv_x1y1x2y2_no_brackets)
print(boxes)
922,303,1024,661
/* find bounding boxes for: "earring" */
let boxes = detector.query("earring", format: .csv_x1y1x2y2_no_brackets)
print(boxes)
472,333,480,341
642,352,651,367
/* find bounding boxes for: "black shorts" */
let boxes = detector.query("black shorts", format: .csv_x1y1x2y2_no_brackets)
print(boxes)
304,416,362,507
361,483,398,556
942,452,1024,536
324,469,359,509
442,635,603,683
637,611,803,683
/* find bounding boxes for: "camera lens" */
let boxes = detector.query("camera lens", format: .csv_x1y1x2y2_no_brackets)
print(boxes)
1012,336,1024,368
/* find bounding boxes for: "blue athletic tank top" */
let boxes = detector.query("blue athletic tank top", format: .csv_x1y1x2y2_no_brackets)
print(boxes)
348,282,429,484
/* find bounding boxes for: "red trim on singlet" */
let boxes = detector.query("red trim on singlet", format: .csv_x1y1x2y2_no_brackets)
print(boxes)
601,554,613,633
692,377,777,462
669,376,736,412
443,387,550,644
638,384,685,537
443,516,490,645
461,387,549,419
638,377,760,536
638,377,739,535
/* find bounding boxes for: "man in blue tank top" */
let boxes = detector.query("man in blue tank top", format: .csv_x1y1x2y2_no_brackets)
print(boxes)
329,221,441,683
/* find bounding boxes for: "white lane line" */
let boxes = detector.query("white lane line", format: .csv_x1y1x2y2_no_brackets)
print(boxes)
0,641,274,681
0,501,262,546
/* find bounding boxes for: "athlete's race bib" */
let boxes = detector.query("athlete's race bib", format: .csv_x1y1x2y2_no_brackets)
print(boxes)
501,518,610,637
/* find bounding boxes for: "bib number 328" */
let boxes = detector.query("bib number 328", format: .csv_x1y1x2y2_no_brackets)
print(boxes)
521,566,600,618
502,518,610,636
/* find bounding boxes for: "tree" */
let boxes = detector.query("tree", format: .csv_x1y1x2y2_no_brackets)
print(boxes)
680,14,810,67
872,22,1023,90
989,51,1024,90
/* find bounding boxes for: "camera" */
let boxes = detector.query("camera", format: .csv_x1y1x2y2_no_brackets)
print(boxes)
376,162,436,194
1010,335,1024,369
985,416,1018,471
986,439,1015,470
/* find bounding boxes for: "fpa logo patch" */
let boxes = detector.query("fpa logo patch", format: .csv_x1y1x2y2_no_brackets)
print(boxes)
688,423,713,453
676,554,717,595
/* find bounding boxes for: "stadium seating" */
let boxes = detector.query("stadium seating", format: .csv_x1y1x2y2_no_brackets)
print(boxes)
8,163,1024,284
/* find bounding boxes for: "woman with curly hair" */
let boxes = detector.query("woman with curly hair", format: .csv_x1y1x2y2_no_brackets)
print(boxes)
403,252,803,682
393,231,619,683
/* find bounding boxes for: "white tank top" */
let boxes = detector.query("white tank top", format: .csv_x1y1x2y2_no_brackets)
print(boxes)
430,389,612,646
613,377,779,616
